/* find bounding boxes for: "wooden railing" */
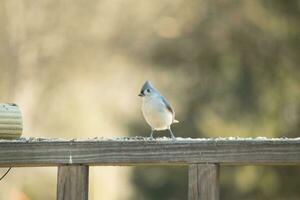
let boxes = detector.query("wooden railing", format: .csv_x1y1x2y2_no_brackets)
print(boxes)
1,137,300,200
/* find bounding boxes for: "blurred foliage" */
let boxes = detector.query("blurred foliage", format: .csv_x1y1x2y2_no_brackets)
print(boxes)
0,0,299,199
129,0,300,200
131,167,187,200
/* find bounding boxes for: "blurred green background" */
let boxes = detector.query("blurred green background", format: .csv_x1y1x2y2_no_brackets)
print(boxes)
0,0,299,199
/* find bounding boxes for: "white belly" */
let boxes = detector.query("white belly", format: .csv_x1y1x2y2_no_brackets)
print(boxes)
142,97,173,130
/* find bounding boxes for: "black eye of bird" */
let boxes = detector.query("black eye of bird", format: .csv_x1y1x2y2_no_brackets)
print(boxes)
146,89,150,93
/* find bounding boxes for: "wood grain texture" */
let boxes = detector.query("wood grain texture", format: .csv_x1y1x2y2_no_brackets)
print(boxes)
0,103,22,139
57,165,89,200
189,164,219,200
0,138,300,167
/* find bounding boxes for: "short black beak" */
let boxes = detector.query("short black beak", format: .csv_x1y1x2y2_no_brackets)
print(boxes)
138,92,144,97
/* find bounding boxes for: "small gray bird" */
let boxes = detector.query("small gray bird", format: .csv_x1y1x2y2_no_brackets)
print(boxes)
138,80,179,139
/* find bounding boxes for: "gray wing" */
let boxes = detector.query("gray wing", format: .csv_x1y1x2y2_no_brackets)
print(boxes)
161,96,175,116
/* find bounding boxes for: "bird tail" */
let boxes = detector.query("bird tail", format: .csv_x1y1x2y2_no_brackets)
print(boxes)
173,119,179,123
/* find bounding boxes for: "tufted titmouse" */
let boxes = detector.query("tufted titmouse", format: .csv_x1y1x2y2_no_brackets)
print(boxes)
138,80,179,139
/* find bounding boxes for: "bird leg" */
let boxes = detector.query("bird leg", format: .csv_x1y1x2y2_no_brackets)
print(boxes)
168,127,176,140
150,128,154,139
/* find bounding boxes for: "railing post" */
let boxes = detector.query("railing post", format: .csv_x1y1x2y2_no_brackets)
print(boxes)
57,165,89,200
188,164,219,200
